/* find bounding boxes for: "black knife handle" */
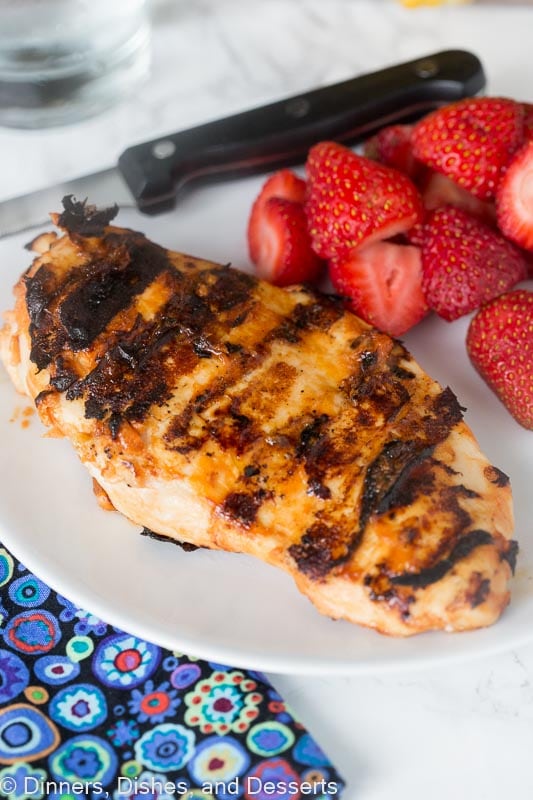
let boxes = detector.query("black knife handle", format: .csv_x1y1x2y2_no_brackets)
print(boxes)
118,49,485,215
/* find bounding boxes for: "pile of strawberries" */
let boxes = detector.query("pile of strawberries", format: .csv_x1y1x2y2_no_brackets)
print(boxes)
246,96,533,430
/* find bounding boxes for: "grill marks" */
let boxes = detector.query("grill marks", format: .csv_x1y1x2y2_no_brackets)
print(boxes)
390,530,494,589
26,235,170,370
58,240,169,350
289,348,466,580
163,299,344,461
359,387,464,531
66,266,255,432
27,231,261,436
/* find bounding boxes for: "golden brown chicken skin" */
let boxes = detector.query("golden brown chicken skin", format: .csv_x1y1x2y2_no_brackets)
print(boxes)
0,200,516,636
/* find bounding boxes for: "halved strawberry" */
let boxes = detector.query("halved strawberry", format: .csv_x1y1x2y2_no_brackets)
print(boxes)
419,170,496,225
524,103,533,139
247,168,308,269
328,241,428,337
305,142,423,261
422,207,527,321
467,289,533,429
405,222,427,247
248,197,323,286
363,124,421,180
412,97,525,200
253,168,307,207
496,139,533,251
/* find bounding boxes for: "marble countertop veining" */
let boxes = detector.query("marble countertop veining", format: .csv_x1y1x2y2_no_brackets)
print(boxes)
1,2,533,799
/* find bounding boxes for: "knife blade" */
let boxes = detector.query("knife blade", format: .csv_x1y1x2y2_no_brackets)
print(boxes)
0,49,485,240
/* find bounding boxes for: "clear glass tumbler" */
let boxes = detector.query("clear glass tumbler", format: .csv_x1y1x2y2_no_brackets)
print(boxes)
0,0,151,128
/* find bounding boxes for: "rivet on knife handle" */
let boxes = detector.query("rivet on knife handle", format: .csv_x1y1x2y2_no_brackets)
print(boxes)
118,49,485,215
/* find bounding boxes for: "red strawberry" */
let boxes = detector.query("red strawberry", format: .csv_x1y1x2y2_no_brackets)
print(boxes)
329,241,428,336
496,139,533,251
405,222,427,247
466,289,533,429
422,207,527,321
305,142,423,261
248,169,307,264
247,197,323,286
419,170,496,225
411,97,524,200
524,103,533,139
252,168,307,209
363,124,421,180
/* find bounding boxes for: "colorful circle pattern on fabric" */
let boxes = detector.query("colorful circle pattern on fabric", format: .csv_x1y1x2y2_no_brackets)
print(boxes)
188,735,250,785
49,734,118,784
93,635,160,688
0,548,13,588
34,654,80,686
171,662,202,690
9,575,50,608
23,686,49,705
49,683,107,732
293,733,331,767
247,722,295,757
244,758,302,800
135,723,196,772
0,762,47,800
0,541,345,797
184,671,263,735
0,649,29,703
128,679,181,724
66,635,94,662
3,610,61,655
0,703,60,764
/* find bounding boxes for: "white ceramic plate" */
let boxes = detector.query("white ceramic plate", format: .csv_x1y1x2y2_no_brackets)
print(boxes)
0,176,532,675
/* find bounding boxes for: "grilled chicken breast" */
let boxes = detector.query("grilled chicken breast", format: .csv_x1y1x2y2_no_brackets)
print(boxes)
0,200,516,636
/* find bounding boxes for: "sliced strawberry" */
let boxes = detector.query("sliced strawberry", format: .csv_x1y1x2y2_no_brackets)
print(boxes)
419,170,496,225
524,250,533,278
467,289,533,429
329,241,428,337
422,207,527,322
248,197,323,287
496,139,533,251
412,97,525,200
305,142,423,261
254,168,307,206
405,222,427,247
247,169,307,268
524,103,533,139
363,124,421,180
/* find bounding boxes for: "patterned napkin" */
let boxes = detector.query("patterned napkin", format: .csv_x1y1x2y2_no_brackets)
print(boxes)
0,543,345,800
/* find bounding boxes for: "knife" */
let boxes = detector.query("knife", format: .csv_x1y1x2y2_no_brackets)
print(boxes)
0,49,485,239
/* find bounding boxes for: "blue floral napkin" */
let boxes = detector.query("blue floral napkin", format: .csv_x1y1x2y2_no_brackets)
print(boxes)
0,543,345,800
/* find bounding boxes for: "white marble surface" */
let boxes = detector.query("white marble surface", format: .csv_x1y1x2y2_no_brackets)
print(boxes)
1,2,533,799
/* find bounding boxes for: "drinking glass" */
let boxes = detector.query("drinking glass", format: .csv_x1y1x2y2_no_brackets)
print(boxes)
0,0,151,128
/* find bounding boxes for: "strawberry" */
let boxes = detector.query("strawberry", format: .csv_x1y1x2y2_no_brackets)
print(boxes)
363,124,421,180
329,241,428,336
252,168,307,209
422,207,527,321
247,197,323,286
496,139,533,251
411,97,525,200
405,222,427,247
405,169,497,247
524,103,533,139
305,142,423,261
247,168,307,266
419,170,496,225
466,290,533,430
